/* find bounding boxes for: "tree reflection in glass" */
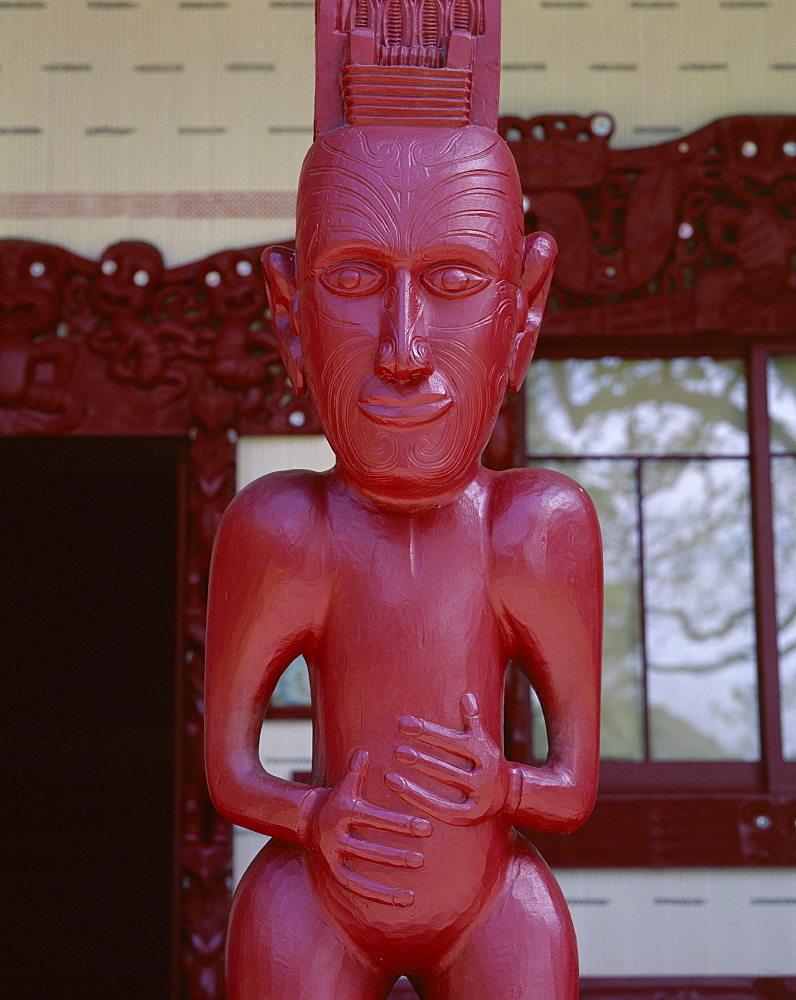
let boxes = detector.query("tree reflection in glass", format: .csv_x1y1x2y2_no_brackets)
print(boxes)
526,357,748,458
643,459,757,759
531,458,644,760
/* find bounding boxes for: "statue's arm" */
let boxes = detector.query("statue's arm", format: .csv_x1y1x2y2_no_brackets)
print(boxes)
204,474,326,845
495,469,603,833
382,470,602,834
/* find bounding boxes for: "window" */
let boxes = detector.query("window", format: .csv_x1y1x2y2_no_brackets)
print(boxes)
526,356,760,763
519,348,795,865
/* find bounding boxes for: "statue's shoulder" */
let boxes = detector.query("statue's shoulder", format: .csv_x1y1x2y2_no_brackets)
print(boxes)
216,469,329,556
491,465,595,523
490,466,600,575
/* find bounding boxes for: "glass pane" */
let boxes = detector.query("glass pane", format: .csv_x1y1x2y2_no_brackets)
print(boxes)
529,686,548,762
771,456,796,760
529,458,645,759
643,459,759,760
767,355,796,453
270,655,311,708
526,358,748,457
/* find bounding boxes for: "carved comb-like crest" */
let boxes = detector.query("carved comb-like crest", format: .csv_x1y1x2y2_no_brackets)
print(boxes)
315,0,501,136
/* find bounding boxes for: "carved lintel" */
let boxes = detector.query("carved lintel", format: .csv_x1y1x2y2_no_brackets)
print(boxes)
502,112,796,339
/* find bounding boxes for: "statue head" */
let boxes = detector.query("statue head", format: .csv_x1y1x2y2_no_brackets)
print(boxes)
262,1,556,504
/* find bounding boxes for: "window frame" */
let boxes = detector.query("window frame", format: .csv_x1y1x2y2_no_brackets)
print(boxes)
516,335,795,866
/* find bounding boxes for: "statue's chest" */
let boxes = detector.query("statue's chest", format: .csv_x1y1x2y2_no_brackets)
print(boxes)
324,528,496,658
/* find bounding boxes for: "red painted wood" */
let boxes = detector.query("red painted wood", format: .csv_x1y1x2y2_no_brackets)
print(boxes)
205,4,601,996
532,793,796,867
1,107,793,1000
502,111,796,343
747,345,787,792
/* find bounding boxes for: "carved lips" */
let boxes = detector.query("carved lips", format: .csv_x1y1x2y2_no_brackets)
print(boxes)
358,391,452,426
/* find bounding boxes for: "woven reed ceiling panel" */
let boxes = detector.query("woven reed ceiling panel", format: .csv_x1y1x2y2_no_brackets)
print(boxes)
1,0,794,261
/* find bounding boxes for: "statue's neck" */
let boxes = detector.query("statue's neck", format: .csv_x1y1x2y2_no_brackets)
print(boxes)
333,461,490,515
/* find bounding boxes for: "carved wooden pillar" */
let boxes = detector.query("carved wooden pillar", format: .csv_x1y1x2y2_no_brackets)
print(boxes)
175,394,239,1000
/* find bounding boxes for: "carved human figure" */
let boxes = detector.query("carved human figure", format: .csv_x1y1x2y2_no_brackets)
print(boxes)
0,239,83,432
83,241,202,401
198,248,279,414
205,3,601,998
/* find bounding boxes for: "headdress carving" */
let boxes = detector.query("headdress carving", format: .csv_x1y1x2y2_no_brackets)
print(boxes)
314,0,501,136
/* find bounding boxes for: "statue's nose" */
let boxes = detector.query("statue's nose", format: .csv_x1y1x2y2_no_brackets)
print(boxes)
374,272,434,383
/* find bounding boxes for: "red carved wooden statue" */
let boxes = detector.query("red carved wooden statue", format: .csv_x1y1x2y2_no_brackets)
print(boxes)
204,2,603,998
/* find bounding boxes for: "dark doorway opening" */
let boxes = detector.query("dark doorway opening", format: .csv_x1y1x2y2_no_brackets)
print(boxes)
1,437,179,1000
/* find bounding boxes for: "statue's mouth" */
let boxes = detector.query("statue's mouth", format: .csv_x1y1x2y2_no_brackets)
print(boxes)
358,392,452,426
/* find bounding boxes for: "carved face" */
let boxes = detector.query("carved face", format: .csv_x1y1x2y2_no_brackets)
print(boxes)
91,242,163,317
0,240,68,339
264,126,554,504
201,249,266,322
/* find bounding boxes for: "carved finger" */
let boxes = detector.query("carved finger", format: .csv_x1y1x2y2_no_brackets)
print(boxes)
337,862,414,907
344,748,369,800
394,744,475,795
339,833,424,870
397,715,471,753
351,798,433,838
459,692,480,725
384,771,475,826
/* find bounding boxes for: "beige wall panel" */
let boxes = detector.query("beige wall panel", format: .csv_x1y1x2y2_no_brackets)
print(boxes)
235,433,334,491
558,867,796,977
2,0,794,263
500,1,796,145
0,216,295,266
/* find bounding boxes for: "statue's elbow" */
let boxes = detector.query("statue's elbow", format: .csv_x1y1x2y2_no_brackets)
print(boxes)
558,786,597,833
542,766,597,832
205,759,246,827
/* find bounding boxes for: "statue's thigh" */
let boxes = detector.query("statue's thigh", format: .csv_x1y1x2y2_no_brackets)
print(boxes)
428,841,578,1000
227,841,391,1000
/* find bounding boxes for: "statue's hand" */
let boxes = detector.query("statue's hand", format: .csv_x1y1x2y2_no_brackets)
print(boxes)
305,749,433,907
385,693,512,827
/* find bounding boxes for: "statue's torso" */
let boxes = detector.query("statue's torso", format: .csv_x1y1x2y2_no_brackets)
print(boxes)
301,475,521,959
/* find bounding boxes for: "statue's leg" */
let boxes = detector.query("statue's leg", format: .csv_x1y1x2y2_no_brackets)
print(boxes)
227,840,393,1000
423,837,578,1000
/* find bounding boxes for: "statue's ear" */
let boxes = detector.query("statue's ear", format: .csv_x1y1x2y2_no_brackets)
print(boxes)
261,246,306,397
509,232,557,392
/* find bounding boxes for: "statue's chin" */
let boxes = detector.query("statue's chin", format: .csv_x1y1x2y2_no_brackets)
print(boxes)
308,337,507,504
328,423,491,506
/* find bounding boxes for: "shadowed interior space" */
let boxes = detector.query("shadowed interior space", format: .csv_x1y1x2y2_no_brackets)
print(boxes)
1,437,179,1000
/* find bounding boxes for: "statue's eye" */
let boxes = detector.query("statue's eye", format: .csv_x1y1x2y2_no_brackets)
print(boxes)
319,263,386,296
421,264,489,297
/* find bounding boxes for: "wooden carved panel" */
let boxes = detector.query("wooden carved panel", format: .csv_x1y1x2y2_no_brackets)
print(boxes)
500,113,796,343
0,236,316,999
0,238,318,437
